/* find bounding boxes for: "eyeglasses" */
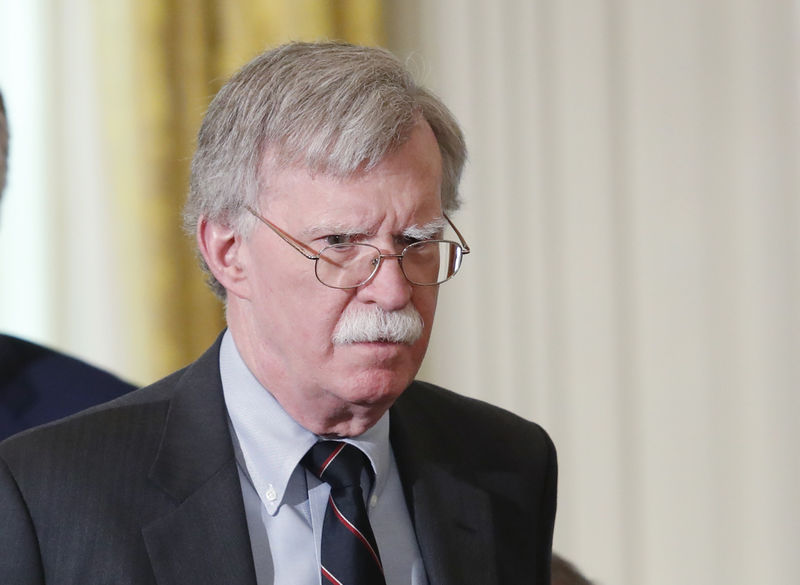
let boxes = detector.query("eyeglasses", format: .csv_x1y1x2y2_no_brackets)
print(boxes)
245,206,470,289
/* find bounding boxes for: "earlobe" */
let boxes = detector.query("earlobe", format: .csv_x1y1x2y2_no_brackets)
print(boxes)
197,217,250,298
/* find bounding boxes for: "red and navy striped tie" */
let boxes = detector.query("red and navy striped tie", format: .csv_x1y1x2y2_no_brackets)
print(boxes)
303,441,387,585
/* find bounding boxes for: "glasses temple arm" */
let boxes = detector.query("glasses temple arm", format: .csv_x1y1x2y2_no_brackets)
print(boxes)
245,206,319,260
444,213,470,254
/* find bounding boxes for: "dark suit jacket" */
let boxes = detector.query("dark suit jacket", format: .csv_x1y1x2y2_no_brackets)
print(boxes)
0,334,557,585
0,334,136,441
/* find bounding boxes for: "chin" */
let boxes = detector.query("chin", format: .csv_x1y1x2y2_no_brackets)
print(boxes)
338,366,415,406
327,339,427,404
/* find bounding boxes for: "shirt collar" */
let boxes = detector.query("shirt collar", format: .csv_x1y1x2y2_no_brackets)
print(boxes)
219,329,391,514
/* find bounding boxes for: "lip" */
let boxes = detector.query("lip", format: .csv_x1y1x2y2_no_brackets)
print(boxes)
342,340,409,357
348,339,409,346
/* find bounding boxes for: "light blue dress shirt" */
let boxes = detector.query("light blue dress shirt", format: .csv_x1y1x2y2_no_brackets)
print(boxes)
220,330,428,585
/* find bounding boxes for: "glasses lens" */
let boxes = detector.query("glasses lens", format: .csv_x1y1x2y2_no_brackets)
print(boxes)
402,241,463,285
315,241,464,288
316,243,380,288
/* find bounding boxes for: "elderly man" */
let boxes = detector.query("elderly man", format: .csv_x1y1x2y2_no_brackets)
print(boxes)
0,42,556,585
0,91,134,440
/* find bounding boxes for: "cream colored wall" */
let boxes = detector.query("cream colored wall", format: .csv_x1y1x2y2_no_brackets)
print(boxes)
387,1,799,584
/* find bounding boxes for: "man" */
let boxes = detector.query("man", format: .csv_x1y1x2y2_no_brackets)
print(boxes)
0,42,556,584
0,90,135,441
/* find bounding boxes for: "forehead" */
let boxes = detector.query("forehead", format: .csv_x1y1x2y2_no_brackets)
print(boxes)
261,122,443,226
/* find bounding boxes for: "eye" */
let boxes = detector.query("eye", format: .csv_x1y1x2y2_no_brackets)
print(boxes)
323,234,354,246
399,235,425,247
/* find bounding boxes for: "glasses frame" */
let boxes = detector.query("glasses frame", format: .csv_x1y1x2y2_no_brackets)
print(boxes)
244,205,471,289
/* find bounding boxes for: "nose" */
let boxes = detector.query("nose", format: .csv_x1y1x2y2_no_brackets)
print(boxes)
357,252,413,311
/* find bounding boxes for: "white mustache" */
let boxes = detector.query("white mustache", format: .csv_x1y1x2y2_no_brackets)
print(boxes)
332,305,424,345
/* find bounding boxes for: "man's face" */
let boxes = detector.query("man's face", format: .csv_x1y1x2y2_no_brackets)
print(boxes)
226,121,444,435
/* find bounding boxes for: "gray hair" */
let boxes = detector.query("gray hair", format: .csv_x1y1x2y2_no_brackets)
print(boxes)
184,41,467,299
0,91,8,196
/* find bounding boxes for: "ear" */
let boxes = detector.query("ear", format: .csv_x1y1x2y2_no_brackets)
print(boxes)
197,217,251,299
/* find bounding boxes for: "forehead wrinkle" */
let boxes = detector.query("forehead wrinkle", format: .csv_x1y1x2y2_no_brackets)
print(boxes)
301,213,380,239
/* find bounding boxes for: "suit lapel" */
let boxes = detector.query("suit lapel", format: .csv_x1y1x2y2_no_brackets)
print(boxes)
406,464,498,585
142,460,256,585
142,335,257,585
390,387,499,585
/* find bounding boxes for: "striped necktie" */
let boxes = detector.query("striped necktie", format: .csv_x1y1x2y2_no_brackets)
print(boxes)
302,441,387,585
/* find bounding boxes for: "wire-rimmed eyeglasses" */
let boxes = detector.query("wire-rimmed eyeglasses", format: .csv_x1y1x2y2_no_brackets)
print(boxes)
245,206,470,289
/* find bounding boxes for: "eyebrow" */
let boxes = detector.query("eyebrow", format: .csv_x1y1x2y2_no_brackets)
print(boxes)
303,217,448,240
303,222,372,239
403,218,447,240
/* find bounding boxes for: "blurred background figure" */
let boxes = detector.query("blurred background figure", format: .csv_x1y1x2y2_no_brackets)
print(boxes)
553,553,594,585
0,90,135,441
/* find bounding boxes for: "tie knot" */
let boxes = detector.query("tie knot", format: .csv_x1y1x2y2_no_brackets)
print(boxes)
302,441,370,489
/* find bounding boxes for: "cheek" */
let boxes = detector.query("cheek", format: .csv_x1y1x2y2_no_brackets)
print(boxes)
414,287,439,328
289,292,356,348
251,251,344,321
